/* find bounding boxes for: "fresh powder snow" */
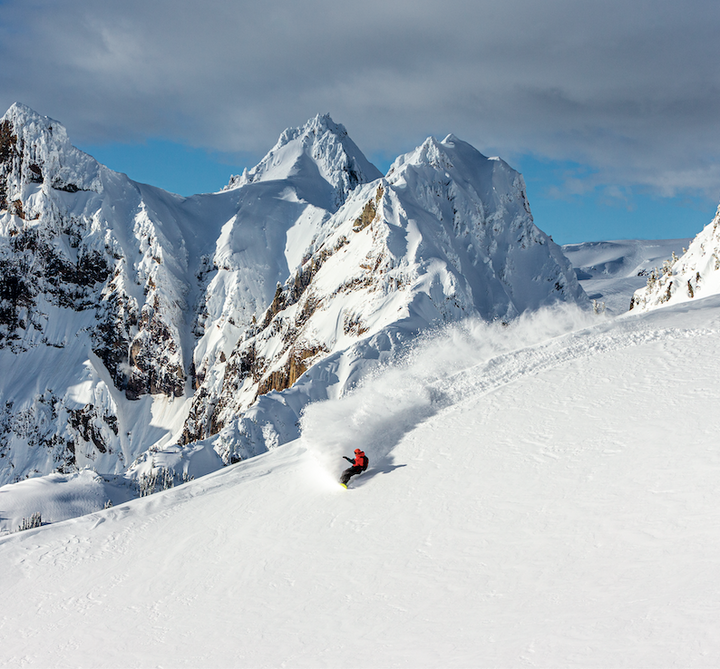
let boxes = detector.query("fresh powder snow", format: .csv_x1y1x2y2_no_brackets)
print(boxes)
1,294,719,667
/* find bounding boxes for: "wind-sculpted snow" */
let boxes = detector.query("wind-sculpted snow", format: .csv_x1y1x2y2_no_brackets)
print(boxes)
0,103,102,202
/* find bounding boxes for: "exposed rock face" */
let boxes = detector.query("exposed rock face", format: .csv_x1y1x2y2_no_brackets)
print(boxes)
0,104,192,482
0,103,589,485
630,204,720,312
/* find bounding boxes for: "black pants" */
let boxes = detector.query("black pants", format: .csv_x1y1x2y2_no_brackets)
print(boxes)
340,465,363,485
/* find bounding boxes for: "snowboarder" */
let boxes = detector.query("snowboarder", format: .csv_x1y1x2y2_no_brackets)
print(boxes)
340,449,369,488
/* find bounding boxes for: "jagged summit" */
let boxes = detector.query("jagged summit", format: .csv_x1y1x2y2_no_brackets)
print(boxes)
277,112,348,144
2,102,53,127
389,133,525,209
387,134,535,239
381,132,580,317
1,103,97,167
223,113,382,209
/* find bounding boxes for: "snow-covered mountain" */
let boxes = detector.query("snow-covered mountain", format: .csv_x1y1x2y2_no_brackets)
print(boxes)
0,102,205,485
186,132,588,464
223,113,382,208
630,204,720,312
0,103,587,498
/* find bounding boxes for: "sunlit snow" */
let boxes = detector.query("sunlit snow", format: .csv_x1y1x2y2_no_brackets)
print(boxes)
1,287,720,666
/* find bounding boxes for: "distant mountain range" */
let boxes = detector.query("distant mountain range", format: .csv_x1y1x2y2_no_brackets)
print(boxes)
562,238,693,314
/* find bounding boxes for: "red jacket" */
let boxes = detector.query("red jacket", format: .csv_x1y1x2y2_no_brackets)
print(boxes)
354,451,368,470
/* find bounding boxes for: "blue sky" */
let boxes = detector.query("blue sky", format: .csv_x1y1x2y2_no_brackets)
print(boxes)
514,156,714,245
4,0,718,246
77,139,715,245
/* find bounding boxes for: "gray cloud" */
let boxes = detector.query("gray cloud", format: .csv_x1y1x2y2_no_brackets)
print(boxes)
1,0,718,198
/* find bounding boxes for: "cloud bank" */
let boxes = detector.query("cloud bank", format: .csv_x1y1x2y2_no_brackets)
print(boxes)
1,0,718,199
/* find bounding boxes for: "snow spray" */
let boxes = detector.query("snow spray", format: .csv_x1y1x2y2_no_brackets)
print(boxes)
300,303,599,477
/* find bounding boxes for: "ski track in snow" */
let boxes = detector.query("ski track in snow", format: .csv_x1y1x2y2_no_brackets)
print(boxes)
301,302,716,482
445,323,712,406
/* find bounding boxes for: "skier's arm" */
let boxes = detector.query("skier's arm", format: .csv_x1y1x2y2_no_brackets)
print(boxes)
343,456,354,463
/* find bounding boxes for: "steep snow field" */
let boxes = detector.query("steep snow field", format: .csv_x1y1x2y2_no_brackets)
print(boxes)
1,293,719,668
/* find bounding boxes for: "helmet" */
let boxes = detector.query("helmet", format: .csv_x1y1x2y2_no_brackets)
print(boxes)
355,449,362,453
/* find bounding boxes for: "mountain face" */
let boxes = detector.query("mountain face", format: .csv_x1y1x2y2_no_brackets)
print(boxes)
0,103,203,484
630,204,720,312
0,103,588,491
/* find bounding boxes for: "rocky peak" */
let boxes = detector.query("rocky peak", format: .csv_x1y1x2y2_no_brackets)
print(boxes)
388,134,529,215
224,113,382,210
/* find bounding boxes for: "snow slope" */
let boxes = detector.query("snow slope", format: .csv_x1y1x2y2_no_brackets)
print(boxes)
1,296,719,667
